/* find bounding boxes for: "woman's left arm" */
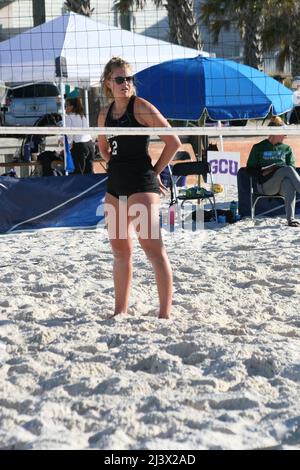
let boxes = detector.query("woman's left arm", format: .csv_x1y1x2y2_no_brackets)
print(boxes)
286,147,296,167
135,97,181,175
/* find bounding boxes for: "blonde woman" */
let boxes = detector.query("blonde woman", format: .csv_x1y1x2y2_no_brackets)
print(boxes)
98,57,181,319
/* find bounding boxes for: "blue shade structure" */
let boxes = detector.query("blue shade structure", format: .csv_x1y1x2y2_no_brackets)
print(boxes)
64,135,75,174
135,56,293,121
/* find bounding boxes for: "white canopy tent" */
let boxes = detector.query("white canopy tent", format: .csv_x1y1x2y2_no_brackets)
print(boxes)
0,12,207,88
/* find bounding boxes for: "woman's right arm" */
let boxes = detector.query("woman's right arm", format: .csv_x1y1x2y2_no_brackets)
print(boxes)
97,108,111,162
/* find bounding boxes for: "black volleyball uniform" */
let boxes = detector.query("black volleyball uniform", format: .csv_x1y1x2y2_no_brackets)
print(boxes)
105,95,160,198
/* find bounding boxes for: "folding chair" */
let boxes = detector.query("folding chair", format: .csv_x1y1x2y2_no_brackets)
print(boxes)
170,161,218,221
250,175,285,219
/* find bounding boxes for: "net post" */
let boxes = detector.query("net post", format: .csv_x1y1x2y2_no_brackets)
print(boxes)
56,57,68,175
59,80,68,175
84,88,90,127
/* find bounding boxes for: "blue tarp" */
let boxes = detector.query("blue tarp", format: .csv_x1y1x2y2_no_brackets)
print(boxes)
0,174,107,234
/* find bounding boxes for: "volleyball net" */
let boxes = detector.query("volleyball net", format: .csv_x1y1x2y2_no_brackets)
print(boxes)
0,0,299,141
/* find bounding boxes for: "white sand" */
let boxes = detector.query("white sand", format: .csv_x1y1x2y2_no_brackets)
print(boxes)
0,194,300,450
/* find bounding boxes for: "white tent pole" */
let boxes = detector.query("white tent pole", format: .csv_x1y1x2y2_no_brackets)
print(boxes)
60,80,68,175
217,120,224,151
60,80,66,126
84,88,90,127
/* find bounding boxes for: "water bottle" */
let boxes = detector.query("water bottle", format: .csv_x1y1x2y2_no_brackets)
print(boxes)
230,200,238,221
168,205,175,232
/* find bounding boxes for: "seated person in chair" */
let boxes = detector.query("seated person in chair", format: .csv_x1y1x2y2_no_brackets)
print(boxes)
38,150,64,176
247,116,300,227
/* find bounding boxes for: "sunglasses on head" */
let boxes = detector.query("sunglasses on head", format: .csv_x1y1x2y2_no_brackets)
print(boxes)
112,76,134,85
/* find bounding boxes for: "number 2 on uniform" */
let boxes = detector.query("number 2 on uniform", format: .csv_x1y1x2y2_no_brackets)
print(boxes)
111,140,118,155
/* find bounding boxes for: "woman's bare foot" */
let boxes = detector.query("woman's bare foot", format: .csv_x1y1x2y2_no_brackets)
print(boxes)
108,311,126,319
158,313,171,319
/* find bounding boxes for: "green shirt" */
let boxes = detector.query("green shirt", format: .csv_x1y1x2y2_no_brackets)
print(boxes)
247,139,295,183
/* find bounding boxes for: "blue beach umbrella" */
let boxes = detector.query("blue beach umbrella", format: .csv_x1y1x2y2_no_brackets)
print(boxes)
135,56,293,121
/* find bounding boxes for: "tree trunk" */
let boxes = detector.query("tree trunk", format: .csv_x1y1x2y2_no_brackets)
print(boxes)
291,32,300,77
165,0,202,50
242,3,263,69
290,5,300,77
164,1,180,45
32,0,45,26
243,21,262,69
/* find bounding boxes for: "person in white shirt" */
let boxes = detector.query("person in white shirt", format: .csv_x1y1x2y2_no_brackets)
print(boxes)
65,97,94,174
288,78,300,124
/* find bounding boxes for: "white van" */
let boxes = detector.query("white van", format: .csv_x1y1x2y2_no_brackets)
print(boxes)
1,82,62,126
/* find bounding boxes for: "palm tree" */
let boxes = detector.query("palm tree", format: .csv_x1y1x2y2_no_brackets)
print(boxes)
201,0,300,75
64,0,94,16
114,0,203,50
262,0,300,77
290,2,300,77
200,0,265,69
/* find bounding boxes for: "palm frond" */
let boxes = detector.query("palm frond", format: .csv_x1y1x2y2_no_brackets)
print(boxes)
64,0,94,16
113,0,147,13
